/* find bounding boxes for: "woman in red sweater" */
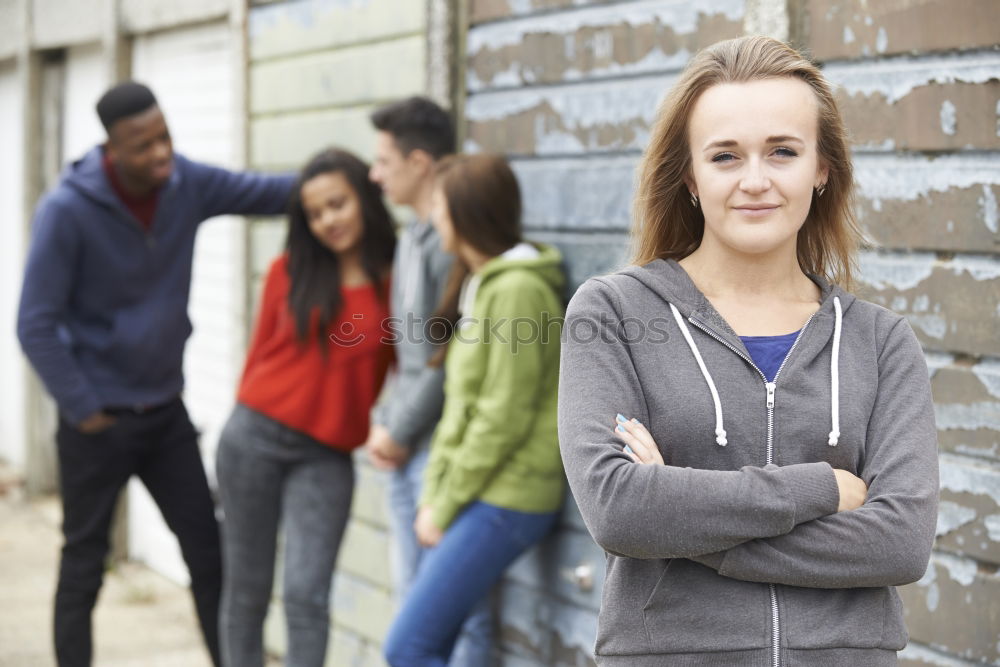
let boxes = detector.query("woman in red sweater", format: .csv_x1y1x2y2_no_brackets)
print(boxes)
216,148,396,667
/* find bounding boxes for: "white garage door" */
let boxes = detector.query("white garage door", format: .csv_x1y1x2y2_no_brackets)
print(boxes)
62,43,108,165
0,61,27,470
129,20,244,585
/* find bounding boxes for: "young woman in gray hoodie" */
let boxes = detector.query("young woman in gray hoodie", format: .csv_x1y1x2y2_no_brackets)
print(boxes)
558,36,938,667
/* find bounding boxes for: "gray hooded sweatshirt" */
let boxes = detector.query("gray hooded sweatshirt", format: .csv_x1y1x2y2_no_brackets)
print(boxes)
558,259,939,667
374,218,454,451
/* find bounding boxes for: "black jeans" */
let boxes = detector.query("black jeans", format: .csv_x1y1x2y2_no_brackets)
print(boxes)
54,397,221,667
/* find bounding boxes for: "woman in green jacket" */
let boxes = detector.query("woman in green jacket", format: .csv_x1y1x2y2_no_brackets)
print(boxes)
384,154,566,667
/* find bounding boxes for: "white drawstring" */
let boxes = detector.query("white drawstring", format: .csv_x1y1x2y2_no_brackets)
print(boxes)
828,296,842,446
669,304,728,446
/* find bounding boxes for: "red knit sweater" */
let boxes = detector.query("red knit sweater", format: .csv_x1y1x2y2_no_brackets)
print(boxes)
237,254,393,451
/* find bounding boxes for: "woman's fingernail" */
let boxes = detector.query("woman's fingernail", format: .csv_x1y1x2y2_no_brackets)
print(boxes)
616,424,625,433
623,445,634,455
632,418,641,425
616,413,627,422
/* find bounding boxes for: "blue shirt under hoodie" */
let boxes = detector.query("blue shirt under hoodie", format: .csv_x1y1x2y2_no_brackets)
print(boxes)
17,146,296,425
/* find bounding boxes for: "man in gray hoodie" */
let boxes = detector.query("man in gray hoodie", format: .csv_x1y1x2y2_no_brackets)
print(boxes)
367,97,493,662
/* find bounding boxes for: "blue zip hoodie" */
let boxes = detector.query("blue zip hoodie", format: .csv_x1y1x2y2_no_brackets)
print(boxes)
17,146,296,425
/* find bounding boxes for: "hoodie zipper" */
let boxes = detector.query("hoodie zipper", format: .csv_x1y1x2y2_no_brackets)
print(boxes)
688,312,817,667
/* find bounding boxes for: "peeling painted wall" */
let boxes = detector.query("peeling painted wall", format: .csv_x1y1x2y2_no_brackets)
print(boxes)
464,1,1000,666
819,3,1000,661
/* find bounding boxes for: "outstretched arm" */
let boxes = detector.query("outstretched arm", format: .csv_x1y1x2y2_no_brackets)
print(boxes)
192,161,296,219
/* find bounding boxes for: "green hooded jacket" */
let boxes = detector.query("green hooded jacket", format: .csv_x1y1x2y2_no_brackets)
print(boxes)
421,242,567,530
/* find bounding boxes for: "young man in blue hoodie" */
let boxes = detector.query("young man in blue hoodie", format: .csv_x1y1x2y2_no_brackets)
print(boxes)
16,82,295,667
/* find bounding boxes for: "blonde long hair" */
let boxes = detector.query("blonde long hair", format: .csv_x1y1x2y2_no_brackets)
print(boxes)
632,36,862,289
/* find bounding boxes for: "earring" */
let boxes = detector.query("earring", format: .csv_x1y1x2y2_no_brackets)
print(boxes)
816,183,827,197
690,193,699,207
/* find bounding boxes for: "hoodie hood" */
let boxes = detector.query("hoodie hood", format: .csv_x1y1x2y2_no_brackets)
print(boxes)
620,258,856,332
459,242,565,319
62,145,182,214
619,258,855,448
479,241,565,293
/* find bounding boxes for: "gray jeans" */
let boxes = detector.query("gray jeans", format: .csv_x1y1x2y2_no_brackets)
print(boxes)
216,403,354,667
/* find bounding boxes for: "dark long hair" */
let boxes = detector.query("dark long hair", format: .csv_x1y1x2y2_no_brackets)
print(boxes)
286,148,396,350
429,153,522,366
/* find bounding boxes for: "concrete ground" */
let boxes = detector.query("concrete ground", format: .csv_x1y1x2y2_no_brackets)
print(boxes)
0,466,216,667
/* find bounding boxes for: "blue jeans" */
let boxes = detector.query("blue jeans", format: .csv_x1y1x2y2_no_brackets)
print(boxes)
388,447,493,665
383,501,558,667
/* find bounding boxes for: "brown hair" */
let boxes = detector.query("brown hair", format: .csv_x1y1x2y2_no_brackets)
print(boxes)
429,153,523,366
632,35,862,289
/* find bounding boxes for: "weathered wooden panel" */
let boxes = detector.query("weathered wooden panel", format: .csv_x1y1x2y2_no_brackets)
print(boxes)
337,518,392,589
900,642,989,666
808,0,1000,61
496,579,598,666
249,0,425,62
251,105,377,170
852,154,1000,254
513,154,1000,255
121,0,229,35
466,75,673,156
331,571,395,643
251,34,426,114
249,218,286,278
471,0,605,25
930,357,1000,464
529,231,631,294
857,252,1000,357
328,625,387,667
900,551,1000,664
31,0,101,47
823,52,1000,152
467,0,743,91
935,454,1000,567
840,80,1000,152
504,529,604,611
0,2,20,59
514,156,637,231
351,454,391,528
